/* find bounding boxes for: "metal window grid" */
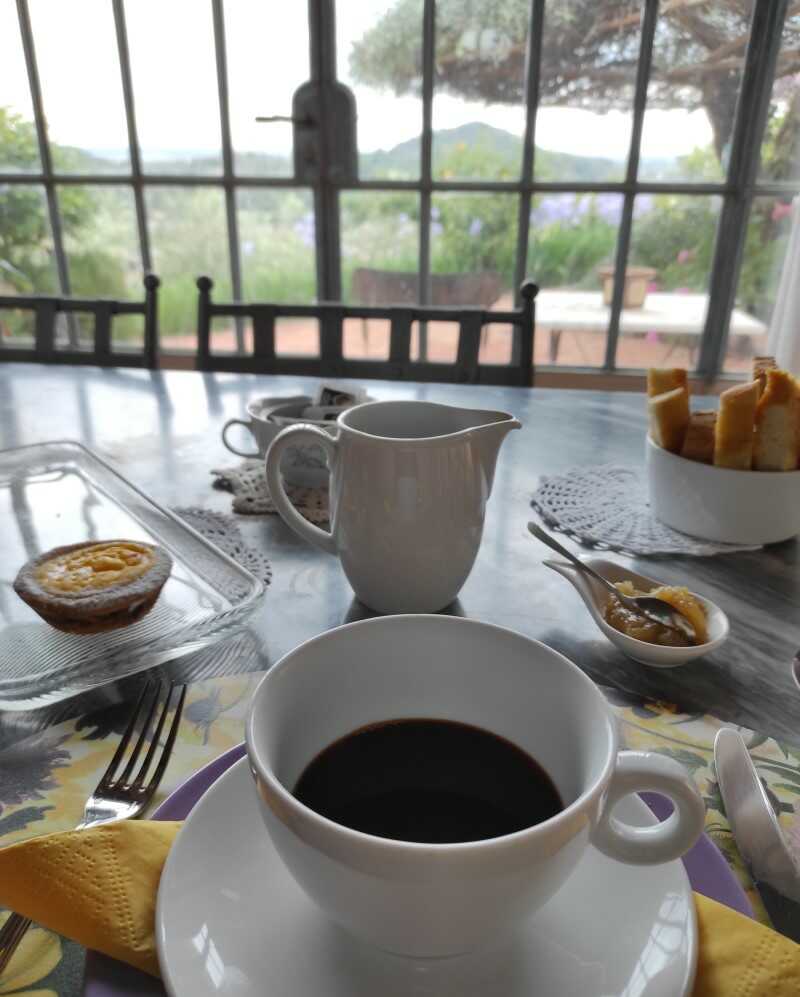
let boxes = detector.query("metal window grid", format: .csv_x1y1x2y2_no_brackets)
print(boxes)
1,0,795,378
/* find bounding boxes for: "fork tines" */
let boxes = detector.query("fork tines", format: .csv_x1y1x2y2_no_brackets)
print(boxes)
101,678,186,792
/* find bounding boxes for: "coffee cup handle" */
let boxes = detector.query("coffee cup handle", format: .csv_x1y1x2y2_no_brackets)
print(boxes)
591,751,705,865
265,425,338,555
222,418,261,459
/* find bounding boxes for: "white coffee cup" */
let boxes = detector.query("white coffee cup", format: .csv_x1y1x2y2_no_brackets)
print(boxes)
246,615,705,957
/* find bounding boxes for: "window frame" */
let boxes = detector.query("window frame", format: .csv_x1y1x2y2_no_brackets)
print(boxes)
1,0,793,378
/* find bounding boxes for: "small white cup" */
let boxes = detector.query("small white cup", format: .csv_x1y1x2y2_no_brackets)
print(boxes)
221,396,332,488
246,615,705,957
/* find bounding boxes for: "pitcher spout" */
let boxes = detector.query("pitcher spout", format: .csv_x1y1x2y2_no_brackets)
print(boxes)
471,411,521,495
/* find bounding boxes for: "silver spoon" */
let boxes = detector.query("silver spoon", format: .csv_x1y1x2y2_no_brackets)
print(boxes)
527,522,695,642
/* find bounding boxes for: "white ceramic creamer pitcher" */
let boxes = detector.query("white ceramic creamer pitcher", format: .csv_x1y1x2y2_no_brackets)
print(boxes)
265,400,520,613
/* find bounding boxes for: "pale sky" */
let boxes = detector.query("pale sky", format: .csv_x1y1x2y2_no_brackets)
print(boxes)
0,0,715,163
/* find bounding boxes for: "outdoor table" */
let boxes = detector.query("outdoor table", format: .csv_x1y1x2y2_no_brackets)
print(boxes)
536,289,767,364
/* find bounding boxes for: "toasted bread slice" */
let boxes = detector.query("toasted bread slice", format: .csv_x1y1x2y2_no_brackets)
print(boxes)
648,386,690,453
647,368,688,398
714,381,759,469
753,369,799,471
753,356,777,398
680,410,717,464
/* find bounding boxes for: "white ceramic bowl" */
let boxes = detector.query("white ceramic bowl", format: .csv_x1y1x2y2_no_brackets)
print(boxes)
646,436,800,545
545,557,729,668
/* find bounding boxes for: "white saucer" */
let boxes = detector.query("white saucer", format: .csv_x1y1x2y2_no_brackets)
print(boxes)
156,758,698,997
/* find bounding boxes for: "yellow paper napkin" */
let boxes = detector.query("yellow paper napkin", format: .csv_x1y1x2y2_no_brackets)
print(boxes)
0,821,798,994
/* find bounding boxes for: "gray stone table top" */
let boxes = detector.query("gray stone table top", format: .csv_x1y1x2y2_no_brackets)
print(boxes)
1,363,798,745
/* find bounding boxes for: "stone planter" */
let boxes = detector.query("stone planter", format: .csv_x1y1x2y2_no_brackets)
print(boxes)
597,265,657,309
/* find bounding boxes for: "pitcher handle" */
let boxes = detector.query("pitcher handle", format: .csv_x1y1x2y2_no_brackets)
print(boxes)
265,426,338,555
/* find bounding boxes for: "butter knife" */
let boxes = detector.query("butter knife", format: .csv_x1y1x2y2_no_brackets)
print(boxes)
714,727,800,941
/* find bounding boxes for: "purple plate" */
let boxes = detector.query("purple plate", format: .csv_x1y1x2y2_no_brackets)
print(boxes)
83,743,752,996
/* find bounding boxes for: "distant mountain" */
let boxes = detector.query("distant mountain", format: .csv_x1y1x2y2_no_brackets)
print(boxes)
82,122,659,183
360,122,623,182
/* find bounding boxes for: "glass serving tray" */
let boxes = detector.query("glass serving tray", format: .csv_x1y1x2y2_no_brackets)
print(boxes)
0,441,266,710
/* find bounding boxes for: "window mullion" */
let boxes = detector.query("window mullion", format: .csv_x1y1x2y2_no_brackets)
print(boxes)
698,0,789,378
603,0,660,372
16,0,76,345
212,0,244,351
112,0,152,275
415,0,436,360
513,0,543,316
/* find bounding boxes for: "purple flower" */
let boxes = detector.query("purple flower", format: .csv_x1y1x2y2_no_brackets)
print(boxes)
594,193,623,225
293,212,315,248
468,218,483,237
431,206,441,221
676,248,694,264
431,221,444,237
634,194,654,219
531,195,574,227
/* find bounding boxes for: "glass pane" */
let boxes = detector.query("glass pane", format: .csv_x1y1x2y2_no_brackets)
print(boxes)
430,193,516,308
616,194,722,369
758,14,800,182
125,0,222,174
58,186,141,299
639,3,745,183
275,317,319,356
527,193,621,367
410,320,458,363
478,323,513,365
0,184,58,292
147,187,231,352
209,314,241,355
342,317,390,360
0,308,35,345
237,188,316,303
112,314,145,353
340,0,423,180
54,312,93,351
724,195,786,373
29,0,129,173
225,0,308,177
342,191,419,304
432,3,527,180
536,1,638,182
0,5,40,173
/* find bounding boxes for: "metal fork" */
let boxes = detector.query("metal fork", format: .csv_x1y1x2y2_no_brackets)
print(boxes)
0,678,186,977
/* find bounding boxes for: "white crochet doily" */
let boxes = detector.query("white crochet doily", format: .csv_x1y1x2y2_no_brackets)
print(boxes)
210,459,329,523
174,506,273,585
532,465,760,557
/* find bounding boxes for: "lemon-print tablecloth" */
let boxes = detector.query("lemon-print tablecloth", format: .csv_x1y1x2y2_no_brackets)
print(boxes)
1,672,798,996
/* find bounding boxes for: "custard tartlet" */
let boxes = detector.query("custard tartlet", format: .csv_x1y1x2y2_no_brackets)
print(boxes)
14,540,172,634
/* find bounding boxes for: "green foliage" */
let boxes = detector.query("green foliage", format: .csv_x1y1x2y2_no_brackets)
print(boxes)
630,195,718,292
528,205,617,289
0,108,58,293
1,97,794,343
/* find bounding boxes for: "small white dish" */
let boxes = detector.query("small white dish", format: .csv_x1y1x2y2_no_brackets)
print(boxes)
156,756,697,997
646,436,800,545
544,557,729,667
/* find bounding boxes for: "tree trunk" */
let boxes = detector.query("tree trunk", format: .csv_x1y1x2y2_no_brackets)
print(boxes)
701,73,741,162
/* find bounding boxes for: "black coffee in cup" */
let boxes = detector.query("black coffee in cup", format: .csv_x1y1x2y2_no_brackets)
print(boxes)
293,718,563,844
